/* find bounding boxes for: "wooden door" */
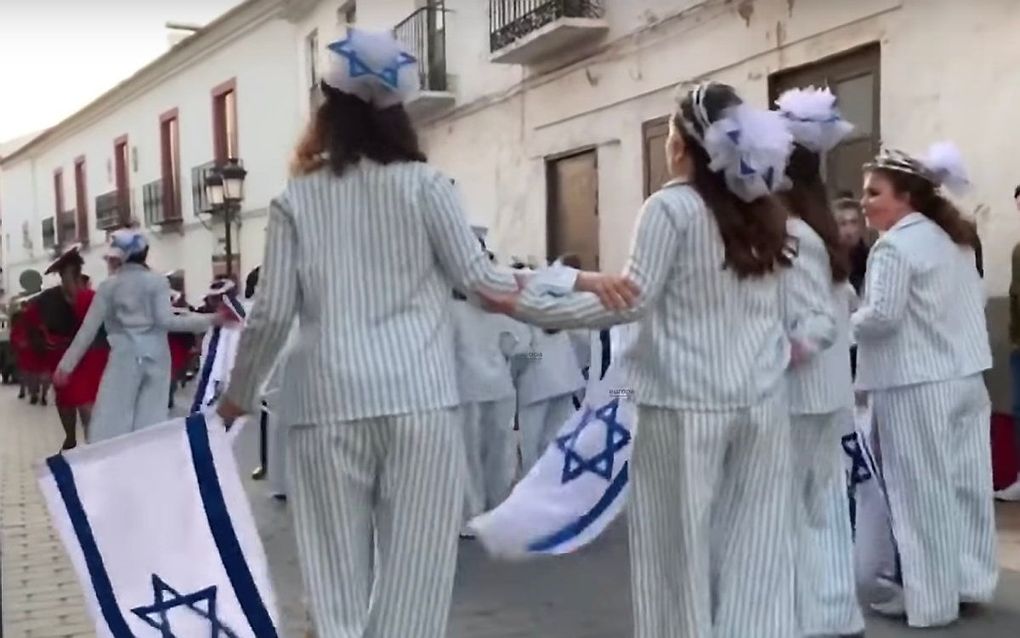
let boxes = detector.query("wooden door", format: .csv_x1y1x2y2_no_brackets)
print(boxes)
547,149,599,270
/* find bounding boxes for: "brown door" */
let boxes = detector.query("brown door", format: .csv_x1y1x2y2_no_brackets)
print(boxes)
643,117,671,198
547,149,599,270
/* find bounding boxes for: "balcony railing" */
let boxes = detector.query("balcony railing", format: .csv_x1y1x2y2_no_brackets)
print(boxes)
143,178,183,226
95,190,132,231
57,210,77,246
42,217,56,249
489,0,604,54
191,160,218,216
394,2,448,92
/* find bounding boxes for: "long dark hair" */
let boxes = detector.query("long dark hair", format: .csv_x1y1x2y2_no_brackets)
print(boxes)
781,145,850,282
674,84,791,277
872,168,978,247
291,84,427,177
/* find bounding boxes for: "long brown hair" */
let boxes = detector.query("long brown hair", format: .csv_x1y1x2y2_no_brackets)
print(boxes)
873,168,978,247
291,84,427,177
674,84,791,277
781,145,850,282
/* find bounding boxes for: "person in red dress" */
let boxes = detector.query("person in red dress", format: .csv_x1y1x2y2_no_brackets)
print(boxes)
167,288,198,409
37,246,110,449
15,292,51,405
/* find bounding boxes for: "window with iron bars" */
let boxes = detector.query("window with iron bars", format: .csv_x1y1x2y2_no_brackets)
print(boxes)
489,0,603,53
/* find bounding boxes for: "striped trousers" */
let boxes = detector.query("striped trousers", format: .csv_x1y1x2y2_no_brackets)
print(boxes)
631,392,796,638
791,410,864,636
287,408,465,638
873,375,998,627
460,399,517,519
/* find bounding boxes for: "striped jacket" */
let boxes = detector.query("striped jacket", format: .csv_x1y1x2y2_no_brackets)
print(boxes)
781,217,853,414
224,161,518,423
852,212,991,391
514,181,790,410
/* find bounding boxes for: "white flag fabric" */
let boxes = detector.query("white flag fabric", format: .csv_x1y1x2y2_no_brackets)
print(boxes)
191,296,247,414
37,412,279,637
847,401,902,606
470,325,637,558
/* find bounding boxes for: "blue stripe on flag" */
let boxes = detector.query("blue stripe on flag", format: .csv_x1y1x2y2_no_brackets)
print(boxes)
526,461,629,553
191,326,223,414
185,414,278,637
45,454,133,637
226,295,247,320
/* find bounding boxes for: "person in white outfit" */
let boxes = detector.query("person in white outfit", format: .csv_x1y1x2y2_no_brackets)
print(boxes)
482,82,798,638
216,29,625,638
775,86,865,638
515,326,586,473
54,229,220,442
854,145,996,627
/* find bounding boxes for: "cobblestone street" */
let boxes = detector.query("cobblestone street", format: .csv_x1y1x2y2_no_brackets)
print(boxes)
4,384,1020,636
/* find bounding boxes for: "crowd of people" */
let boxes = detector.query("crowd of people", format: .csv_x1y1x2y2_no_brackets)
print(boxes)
1,27,1006,637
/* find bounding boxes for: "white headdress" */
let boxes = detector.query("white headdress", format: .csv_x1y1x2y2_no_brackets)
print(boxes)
680,82,795,203
322,28,420,109
865,142,971,196
775,86,855,154
104,228,147,262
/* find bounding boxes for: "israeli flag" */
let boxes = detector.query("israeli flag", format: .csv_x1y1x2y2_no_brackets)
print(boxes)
470,325,637,558
192,296,247,414
846,402,901,606
37,413,279,637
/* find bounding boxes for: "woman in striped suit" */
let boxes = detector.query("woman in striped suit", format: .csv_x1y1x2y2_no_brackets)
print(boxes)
774,87,865,637
855,145,996,627
216,29,628,638
484,82,798,637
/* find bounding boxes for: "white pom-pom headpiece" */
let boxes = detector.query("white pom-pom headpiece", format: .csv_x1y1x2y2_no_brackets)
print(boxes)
322,29,420,109
865,142,971,196
680,82,795,203
775,86,855,153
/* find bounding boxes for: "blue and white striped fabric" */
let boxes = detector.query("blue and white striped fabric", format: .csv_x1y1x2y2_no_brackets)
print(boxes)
191,296,247,414
469,325,636,558
37,413,279,637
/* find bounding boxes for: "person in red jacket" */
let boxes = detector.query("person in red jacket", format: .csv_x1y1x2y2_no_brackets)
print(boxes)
38,246,110,449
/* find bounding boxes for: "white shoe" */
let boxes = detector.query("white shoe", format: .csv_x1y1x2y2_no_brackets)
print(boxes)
994,477,1020,501
870,590,905,617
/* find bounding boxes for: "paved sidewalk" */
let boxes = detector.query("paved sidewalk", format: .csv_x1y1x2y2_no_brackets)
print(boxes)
1,389,91,638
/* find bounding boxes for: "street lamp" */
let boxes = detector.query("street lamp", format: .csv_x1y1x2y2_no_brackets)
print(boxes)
202,159,246,279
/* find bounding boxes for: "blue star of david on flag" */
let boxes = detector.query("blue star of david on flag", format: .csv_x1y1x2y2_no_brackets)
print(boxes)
555,399,631,484
327,30,417,90
131,575,239,637
841,432,873,487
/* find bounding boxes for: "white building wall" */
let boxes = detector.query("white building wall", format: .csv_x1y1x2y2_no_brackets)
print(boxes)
1,11,301,299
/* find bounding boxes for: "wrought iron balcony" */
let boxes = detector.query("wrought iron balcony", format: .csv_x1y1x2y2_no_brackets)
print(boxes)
57,210,77,246
41,217,56,249
394,2,456,119
143,178,183,227
191,160,218,216
95,190,132,231
489,0,607,64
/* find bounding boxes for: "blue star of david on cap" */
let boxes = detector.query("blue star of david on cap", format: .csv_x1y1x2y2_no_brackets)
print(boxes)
327,30,417,90
131,575,239,637
555,398,631,484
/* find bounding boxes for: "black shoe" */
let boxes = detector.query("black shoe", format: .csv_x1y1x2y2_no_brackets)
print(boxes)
17,389,26,399
30,395,39,405
40,396,48,406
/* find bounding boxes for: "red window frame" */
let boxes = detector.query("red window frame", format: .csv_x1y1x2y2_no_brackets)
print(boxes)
159,108,182,220
211,78,238,165
74,156,88,243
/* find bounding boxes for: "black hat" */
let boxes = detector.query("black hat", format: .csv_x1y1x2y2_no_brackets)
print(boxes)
44,243,84,275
